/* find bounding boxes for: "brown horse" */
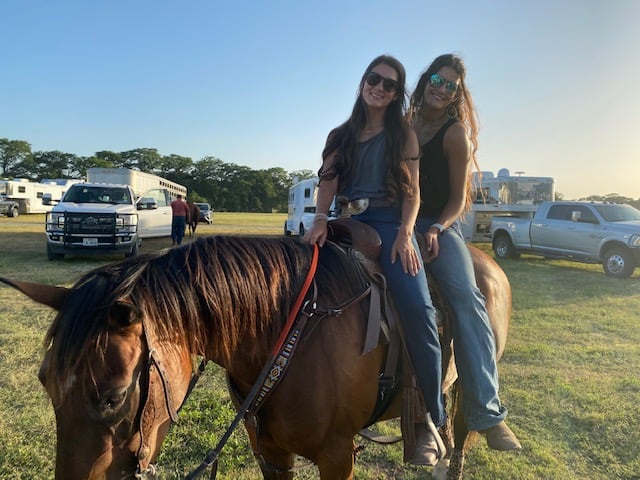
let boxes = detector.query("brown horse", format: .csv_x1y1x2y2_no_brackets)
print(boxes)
187,201,200,237
0,231,511,480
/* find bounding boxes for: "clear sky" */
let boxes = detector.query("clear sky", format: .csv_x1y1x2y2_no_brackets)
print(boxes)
2,0,639,200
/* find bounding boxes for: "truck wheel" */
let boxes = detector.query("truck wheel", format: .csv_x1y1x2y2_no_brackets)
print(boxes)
493,234,519,260
47,245,64,261
602,247,635,278
299,223,305,236
8,206,18,218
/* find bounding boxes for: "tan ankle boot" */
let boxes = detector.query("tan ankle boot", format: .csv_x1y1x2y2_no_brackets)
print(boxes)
479,421,522,451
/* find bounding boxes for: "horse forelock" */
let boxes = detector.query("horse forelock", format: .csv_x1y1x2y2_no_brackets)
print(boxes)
43,268,134,402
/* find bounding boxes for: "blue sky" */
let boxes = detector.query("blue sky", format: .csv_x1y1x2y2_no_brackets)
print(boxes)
2,0,639,199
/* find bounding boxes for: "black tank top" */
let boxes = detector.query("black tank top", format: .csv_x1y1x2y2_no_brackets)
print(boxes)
418,118,457,217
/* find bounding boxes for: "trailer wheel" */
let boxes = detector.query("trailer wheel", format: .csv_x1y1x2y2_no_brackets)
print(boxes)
493,233,519,259
602,247,635,278
47,245,64,261
8,206,18,218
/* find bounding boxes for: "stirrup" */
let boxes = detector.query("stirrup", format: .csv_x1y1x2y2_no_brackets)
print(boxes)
425,412,447,463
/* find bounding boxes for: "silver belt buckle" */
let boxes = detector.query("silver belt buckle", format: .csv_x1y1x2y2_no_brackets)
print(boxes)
344,198,369,216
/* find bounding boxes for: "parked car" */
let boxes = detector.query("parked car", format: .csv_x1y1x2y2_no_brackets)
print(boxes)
490,201,640,278
195,202,213,224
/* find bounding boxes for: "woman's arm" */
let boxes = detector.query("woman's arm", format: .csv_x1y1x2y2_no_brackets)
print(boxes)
392,128,421,276
302,152,338,247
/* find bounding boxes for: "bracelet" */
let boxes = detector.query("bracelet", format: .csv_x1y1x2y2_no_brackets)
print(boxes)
431,223,445,235
314,213,329,223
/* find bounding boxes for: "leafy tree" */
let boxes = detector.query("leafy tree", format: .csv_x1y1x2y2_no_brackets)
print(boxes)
72,155,115,178
28,151,81,180
120,148,163,173
289,169,316,184
0,138,32,177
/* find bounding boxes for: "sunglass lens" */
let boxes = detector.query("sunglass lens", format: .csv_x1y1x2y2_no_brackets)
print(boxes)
366,72,382,86
429,74,444,88
382,79,398,92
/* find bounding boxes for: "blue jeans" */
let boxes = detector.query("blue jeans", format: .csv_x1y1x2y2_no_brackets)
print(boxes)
353,207,445,427
172,216,186,245
416,218,507,431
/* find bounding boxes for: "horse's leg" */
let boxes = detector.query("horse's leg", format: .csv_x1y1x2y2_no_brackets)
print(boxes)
315,438,356,480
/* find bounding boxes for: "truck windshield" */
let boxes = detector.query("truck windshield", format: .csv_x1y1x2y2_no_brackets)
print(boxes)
63,186,131,204
593,204,640,222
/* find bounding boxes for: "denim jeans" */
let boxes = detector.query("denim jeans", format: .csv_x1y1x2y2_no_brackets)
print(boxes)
172,216,186,245
353,207,445,427
416,218,507,431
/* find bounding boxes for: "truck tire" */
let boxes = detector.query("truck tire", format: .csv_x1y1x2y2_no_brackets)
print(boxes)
493,233,519,260
8,206,18,218
47,245,64,261
299,223,305,236
602,247,635,278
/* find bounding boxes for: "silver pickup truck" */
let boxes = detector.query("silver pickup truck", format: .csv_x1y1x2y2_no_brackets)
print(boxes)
490,201,640,278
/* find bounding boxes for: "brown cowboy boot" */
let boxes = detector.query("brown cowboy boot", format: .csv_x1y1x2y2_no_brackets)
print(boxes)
479,421,522,451
407,413,447,466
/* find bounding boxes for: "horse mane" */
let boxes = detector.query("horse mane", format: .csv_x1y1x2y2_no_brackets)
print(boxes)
43,236,367,401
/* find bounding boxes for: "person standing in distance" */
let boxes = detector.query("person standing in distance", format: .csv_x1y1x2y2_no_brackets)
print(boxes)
170,193,190,245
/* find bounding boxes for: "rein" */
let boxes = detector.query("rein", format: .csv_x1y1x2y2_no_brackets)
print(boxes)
182,243,320,480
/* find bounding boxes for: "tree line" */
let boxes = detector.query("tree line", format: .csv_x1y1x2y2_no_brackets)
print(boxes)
2,137,639,210
0,138,316,212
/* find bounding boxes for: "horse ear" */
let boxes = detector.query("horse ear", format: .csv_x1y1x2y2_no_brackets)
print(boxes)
108,301,143,330
0,276,70,311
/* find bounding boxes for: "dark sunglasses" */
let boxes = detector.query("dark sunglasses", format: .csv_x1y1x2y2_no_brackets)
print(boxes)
365,71,399,93
429,73,458,94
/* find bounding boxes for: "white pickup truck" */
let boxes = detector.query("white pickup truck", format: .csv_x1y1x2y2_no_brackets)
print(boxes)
490,201,640,278
44,182,173,260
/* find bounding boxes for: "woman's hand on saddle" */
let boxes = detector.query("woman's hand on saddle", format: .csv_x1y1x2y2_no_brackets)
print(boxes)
423,230,440,263
391,232,421,276
302,221,328,247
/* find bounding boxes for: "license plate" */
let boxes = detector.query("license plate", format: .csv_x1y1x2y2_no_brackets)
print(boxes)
83,238,98,246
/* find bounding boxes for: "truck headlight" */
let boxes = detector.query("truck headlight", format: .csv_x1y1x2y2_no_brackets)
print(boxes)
116,214,138,227
49,213,65,226
630,234,640,248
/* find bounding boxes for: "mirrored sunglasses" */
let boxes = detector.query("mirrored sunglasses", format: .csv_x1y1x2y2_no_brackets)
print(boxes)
429,74,458,94
365,71,399,93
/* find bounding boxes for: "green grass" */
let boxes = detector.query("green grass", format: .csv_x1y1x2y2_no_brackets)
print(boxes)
0,214,639,479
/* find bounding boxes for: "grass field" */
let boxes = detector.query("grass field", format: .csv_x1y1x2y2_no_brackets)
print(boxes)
0,213,639,479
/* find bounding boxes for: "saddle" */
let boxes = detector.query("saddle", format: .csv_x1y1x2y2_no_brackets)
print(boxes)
327,218,457,459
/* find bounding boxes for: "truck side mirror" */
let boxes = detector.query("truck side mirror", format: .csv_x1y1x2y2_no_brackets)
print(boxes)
137,198,157,210
42,193,56,206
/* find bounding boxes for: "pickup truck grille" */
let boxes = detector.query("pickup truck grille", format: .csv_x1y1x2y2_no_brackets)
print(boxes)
65,214,116,234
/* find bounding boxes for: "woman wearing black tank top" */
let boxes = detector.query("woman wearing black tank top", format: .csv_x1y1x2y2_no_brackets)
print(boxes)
303,54,447,464
408,54,521,459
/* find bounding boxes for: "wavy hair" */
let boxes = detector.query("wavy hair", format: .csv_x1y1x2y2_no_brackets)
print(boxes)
409,53,480,213
320,54,414,200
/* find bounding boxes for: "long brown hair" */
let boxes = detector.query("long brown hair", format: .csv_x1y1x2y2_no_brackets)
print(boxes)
409,53,480,213
320,54,414,200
